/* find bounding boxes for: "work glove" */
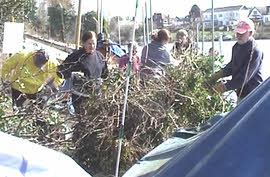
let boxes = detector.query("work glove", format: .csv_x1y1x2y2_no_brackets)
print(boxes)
207,69,224,85
213,82,227,94
203,69,225,89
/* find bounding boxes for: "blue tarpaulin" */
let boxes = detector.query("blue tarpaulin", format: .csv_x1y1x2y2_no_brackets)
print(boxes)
110,42,126,57
124,77,270,177
97,40,126,58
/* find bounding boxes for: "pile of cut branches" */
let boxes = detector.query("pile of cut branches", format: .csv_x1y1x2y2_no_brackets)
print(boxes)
0,52,234,176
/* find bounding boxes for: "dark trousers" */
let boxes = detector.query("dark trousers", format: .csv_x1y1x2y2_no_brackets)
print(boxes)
11,88,37,107
72,93,87,114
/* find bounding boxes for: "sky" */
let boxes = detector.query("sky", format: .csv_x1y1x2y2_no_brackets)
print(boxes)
78,0,270,18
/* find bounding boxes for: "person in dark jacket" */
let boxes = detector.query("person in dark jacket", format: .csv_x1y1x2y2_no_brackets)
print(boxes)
57,31,108,113
207,18,264,103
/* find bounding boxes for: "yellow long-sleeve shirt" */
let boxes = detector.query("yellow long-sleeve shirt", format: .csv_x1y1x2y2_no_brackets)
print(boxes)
2,51,63,94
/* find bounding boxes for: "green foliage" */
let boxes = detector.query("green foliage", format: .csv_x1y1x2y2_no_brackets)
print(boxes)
69,54,233,175
82,11,98,33
0,50,233,176
0,0,37,22
82,11,109,36
48,6,63,39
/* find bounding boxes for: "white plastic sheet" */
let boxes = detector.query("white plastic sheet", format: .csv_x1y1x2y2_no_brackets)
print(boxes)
0,131,92,177
2,22,24,54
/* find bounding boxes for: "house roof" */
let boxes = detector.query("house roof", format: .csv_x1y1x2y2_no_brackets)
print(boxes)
204,5,249,13
254,6,270,15
248,7,263,17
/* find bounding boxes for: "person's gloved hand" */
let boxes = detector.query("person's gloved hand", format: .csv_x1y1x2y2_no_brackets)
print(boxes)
203,69,225,90
202,79,214,90
213,82,226,94
208,69,224,83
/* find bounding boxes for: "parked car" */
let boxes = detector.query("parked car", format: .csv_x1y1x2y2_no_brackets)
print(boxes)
222,34,233,41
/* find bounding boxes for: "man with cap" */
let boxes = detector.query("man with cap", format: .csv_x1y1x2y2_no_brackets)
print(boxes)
206,17,264,104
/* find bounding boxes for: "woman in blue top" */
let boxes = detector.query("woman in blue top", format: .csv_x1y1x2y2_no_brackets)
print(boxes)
141,29,179,76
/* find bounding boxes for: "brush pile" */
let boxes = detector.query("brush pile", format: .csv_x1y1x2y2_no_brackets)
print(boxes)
0,51,234,176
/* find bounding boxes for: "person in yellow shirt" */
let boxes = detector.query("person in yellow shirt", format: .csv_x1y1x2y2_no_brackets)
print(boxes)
2,49,62,108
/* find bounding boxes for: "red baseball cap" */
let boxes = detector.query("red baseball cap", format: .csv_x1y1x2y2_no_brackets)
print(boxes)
234,18,255,34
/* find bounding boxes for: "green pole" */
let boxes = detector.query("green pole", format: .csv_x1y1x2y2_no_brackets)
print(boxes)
211,0,215,72
115,1,139,176
97,0,100,34
150,0,153,33
145,0,149,43
100,0,103,34
118,16,121,45
142,5,146,45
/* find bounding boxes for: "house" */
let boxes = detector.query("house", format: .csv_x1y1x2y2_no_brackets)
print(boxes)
174,16,189,27
203,5,250,28
153,13,171,29
249,6,270,24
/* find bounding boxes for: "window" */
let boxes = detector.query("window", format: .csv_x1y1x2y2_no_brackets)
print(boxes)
219,14,223,17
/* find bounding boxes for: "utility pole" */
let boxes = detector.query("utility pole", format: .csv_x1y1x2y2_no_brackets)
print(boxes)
75,0,82,49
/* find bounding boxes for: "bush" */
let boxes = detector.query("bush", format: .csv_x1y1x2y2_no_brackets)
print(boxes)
0,51,233,176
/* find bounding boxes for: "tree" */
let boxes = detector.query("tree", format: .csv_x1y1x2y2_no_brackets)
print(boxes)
47,0,73,9
109,16,123,42
0,0,37,49
81,11,109,38
109,16,123,32
82,11,98,33
119,25,133,43
47,6,63,39
189,4,201,23
32,1,48,35
188,4,202,42
0,0,37,22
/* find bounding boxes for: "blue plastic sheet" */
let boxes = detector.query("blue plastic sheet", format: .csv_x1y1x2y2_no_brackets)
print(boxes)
155,77,270,177
124,77,270,177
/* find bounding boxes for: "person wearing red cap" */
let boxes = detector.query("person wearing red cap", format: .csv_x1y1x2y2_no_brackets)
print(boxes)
206,17,264,104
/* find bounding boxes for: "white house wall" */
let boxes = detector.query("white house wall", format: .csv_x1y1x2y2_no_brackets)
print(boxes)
203,9,249,27
263,15,270,23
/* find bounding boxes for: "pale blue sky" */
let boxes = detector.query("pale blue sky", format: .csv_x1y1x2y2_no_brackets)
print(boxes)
79,0,269,18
